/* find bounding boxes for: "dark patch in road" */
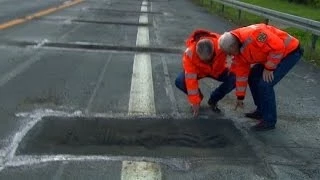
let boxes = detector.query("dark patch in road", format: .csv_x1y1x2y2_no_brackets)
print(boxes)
1,40,183,54
72,19,149,26
16,116,255,158
87,8,163,15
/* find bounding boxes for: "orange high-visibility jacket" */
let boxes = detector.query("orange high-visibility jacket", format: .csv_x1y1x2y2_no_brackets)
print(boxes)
230,23,299,99
183,29,228,105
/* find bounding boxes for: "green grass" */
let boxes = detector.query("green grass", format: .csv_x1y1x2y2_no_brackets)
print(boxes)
194,0,320,64
241,0,320,21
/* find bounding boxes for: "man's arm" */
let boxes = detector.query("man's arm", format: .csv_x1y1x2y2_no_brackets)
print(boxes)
230,56,251,100
183,49,202,105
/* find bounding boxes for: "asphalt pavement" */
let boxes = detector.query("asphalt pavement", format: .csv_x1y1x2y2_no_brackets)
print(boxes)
0,0,319,179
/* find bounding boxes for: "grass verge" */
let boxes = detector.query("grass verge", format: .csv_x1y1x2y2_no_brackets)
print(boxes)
194,0,320,65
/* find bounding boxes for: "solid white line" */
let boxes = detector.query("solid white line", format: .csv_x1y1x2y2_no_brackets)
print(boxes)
85,54,112,114
128,53,155,115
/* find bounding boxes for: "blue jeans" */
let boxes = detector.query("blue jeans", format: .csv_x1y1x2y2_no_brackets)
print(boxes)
248,47,303,125
175,70,236,103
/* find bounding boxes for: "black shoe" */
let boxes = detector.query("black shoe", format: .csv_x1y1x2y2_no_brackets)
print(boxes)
245,110,262,120
251,121,275,131
208,99,221,113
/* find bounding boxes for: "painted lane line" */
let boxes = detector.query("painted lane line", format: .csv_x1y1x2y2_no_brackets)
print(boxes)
122,161,161,180
141,6,148,13
124,0,162,179
136,13,149,47
139,14,149,24
128,53,155,115
85,54,113,114
133,26,149,46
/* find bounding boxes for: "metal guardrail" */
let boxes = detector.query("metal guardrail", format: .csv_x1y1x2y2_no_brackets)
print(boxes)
201,0,320,52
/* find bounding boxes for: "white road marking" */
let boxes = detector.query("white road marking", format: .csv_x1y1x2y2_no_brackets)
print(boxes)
136,27,149,47
125,0,162,179
128,53,155,115
85,54,113,114
2,109,71,165
34,39,49,48
6,154,192,171
136,13,149,47
139,14,148,24
122,161,161,180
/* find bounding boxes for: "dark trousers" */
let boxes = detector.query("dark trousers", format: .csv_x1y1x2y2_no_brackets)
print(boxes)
175,70,236,103
248,47,303,125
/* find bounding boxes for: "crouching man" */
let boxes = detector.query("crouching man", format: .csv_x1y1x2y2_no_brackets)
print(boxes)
175,29,236,117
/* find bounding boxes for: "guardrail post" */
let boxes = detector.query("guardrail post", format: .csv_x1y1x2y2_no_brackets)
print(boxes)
238,9,242,21
311,34,318,51
264,18,269,25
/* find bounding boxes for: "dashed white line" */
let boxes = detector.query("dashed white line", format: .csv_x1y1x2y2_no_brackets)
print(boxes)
128,53,155,115
125,0,162,179
136,13,149,47
139,14,148,24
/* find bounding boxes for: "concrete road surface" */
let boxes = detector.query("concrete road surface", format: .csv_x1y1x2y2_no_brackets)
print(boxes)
0,0,319,179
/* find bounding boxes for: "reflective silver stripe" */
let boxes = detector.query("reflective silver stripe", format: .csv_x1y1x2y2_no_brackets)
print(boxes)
265,61,277,69
270,53,283,59
188,89,199,95
236,87,246,92
237,76,248,82
185,73,197,79
185,48,193,58
284,35,292,47
240,37,252,53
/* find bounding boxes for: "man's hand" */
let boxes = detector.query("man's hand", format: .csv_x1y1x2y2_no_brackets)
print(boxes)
235,100,244,110
191,104,200,117
263,69,274,83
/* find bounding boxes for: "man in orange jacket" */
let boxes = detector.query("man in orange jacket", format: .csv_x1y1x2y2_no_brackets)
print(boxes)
175,29,235,117
218,23,303,131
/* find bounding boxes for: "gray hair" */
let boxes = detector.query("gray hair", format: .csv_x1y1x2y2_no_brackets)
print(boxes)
218,32,238,53
196,39,214,61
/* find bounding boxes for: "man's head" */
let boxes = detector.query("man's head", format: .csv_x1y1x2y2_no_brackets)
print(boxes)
218,32,240,55
196,39,214,63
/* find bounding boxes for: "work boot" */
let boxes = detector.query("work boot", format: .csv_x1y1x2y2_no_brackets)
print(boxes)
208,99,221,113
251,121,275,131
245,110,262,120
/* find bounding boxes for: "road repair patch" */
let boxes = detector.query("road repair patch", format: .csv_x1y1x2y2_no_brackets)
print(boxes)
16,116,254,158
